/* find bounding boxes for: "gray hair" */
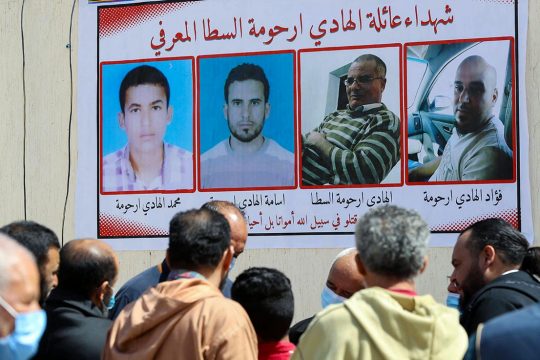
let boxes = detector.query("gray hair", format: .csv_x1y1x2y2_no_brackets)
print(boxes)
0,234,35,293
355,205,429,279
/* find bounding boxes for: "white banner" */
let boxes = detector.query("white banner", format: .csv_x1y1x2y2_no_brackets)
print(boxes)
76,0,531,250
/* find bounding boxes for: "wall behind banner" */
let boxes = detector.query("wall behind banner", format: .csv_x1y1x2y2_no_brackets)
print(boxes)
1,0,539,323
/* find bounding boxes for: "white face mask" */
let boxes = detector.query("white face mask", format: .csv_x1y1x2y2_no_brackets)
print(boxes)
321,285,347,309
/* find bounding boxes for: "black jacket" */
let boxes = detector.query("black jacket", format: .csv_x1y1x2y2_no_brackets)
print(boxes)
460,270,540,335
34,287,112,360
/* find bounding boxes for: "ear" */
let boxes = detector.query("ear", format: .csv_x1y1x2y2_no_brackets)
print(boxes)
380,78,387,91
264,102,271,120
355,253,367,276
221,245,234,274
419,256,429,274
223,104,228,120
118,112,126,130
90,280,109,308
491,88,498,104
166,106,173,125
481,245,496,269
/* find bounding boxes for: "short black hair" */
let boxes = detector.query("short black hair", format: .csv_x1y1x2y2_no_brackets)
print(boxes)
463,218,529,266
521,247,540,277
231,267,294,342
224,63,269,104
0,221,60,269
57,241,117,298
353,54,387,78
119,65,170,113
168,208,230,270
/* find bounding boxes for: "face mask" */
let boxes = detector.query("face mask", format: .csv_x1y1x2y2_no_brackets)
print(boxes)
321,285,346,309
229,257,237,272
105,285,116,310
0,295,46,360
446,293,461,311
106,294,116,310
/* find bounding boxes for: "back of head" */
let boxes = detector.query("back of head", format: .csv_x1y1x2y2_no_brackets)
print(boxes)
168,208,230,270
0,221,60,269
463,218,528,266
0,234,37,295
58,239,117,298
355,205,429,280
521,247,540,277
231,267,294,342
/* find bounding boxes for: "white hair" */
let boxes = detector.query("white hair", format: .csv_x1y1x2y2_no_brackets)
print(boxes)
0,234,35,293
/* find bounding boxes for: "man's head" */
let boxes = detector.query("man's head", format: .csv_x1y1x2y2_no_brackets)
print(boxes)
322,248,366,308
223,63,270,143
118,65,172,155
57,239,119,311
0,234,41,338
231,267,294,343
0,221,60,305
201,200,248,259
450,218,528,306
355,205,429,285
168,208,233,287
453,55,498,134
345,54,387,109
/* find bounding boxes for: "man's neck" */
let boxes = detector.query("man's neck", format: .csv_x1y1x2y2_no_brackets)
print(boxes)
365,273,416,293
229,135,265,153
129,144,165,184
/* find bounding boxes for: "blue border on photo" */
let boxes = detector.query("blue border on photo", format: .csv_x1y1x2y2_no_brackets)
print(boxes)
101,59,193,156
199,53,295,154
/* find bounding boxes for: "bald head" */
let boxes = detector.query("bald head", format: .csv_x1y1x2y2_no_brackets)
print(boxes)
0,234,39,295
0,234,40,337
453,55,498,134
202,200,248,257
58,239,118,298
326,248,366,298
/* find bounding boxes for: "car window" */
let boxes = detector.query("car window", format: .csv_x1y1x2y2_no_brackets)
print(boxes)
407,57,428,109
427,41,511,116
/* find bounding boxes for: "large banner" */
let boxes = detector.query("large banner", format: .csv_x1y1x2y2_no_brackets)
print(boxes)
76,0,532,250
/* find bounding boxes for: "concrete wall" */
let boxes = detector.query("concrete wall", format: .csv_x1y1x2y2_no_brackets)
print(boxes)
0,0,538,323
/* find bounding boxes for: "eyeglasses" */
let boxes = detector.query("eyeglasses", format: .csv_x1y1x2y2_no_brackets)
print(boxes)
343,75,385,86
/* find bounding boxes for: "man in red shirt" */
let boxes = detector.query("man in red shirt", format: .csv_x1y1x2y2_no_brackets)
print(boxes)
232,267,296,360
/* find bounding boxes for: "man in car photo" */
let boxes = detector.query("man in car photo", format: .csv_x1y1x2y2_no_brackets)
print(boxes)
408,55,513,182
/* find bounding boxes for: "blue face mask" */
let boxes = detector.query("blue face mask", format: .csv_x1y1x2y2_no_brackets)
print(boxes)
105,286,116,310
0,295,47,360
446,293,461,311
321,285,346,309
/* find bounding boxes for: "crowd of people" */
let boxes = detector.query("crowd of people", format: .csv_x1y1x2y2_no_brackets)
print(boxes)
1,203,539,360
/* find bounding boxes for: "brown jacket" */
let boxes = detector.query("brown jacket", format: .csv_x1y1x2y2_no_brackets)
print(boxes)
102,278,258,360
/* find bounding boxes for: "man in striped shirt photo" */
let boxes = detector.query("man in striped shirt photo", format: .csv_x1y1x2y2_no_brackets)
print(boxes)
302,54,400,185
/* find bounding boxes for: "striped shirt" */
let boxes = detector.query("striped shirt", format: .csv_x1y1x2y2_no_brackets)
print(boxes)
102,143,193,192
302,103,400,185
